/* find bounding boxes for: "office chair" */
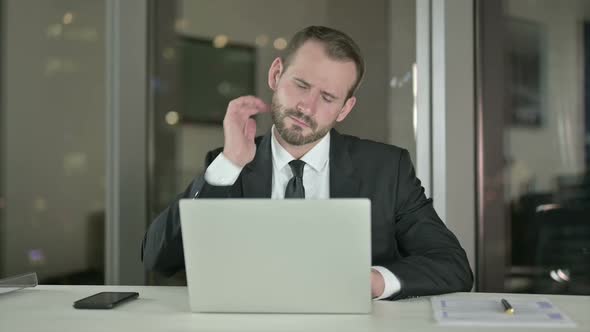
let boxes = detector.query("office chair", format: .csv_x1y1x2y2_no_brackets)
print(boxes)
533,207,590,295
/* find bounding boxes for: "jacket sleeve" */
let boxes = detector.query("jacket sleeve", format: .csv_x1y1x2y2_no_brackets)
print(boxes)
384,149,473,300
140,148,237,276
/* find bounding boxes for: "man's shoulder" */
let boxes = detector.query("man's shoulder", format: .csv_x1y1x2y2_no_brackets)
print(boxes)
335,132,413,179
336,131,407,160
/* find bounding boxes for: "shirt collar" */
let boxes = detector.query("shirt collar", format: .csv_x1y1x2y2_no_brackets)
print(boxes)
271,126,330,172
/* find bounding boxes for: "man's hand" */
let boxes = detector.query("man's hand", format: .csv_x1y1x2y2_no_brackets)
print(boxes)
371,268,385,299
222,96,269,167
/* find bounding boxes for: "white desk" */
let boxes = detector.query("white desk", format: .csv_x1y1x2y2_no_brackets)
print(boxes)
1,285,589,332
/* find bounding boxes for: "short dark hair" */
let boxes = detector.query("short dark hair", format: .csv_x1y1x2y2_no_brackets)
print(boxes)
281,26,365,100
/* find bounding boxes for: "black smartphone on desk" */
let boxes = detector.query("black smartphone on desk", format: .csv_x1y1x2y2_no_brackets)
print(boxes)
73,292,139,309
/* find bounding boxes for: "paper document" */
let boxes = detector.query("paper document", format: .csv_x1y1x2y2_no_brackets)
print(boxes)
0,272,38,296
431,296,576,328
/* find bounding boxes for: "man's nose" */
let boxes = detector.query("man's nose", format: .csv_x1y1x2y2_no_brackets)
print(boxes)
297,91,319,115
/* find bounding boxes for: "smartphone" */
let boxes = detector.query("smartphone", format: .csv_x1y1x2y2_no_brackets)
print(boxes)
73,292,139,309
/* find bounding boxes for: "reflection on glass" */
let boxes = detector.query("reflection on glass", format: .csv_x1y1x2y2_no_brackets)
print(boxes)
63,12,73,25
255,34,269,47
165,111,180,126
1,0,106,284
502,0,590,295
272,37,287,50
213,34,229,48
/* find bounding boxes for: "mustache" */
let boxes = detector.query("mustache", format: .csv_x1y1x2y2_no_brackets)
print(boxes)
284,109,316,129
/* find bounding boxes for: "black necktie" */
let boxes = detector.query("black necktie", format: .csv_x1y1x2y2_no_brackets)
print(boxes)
285,160,306,198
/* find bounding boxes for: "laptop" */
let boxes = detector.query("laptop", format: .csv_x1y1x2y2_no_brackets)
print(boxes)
179,199,372,314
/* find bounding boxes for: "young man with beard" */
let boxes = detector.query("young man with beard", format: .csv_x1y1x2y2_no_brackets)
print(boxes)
142,26,473,300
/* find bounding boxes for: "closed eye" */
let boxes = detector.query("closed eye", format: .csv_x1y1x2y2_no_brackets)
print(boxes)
322,94,335,103
295,80,309,89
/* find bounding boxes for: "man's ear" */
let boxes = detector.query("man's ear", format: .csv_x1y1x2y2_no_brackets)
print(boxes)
268,57,284,91
336,96,356,122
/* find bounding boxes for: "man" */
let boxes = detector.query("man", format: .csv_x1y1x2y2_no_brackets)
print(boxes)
142,26,473,300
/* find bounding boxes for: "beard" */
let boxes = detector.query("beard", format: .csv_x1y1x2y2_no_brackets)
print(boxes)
270,94,334,146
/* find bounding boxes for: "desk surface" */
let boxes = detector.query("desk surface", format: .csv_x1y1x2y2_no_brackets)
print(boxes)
1,285,589,332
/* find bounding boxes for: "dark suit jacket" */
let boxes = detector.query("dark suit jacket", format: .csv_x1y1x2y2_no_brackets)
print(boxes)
142,129,473,300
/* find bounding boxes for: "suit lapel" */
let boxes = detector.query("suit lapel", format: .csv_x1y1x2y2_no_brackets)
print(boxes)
241,132,273,198
329,129,361,198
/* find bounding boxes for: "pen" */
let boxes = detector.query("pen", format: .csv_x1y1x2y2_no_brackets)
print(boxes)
501,298,514,314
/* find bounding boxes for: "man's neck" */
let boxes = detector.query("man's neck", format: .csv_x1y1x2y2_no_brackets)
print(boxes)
272,127,322,160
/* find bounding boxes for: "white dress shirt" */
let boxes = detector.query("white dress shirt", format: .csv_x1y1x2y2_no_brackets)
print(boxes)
204,128,401,300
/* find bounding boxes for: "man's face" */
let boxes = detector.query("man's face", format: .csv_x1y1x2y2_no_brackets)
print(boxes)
269,41,357,146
